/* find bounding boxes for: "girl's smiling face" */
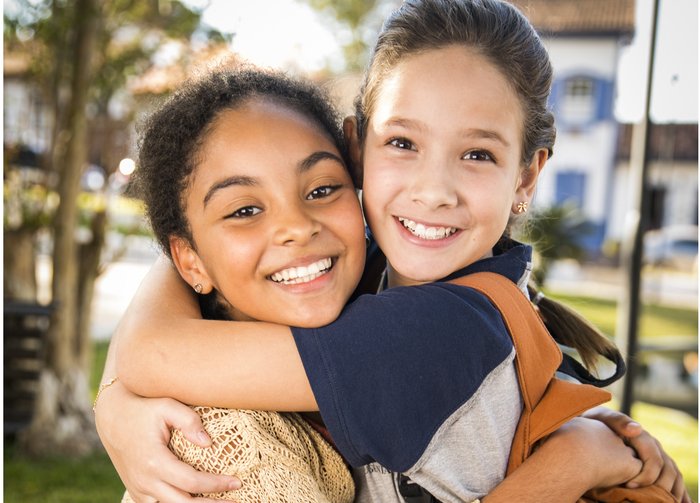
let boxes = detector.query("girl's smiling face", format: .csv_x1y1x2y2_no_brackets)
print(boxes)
174,99,366,327
360,45,546,287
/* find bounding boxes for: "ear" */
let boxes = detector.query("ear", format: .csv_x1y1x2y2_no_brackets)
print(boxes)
169,236,214,294
343,115,363,189
514,148,548,206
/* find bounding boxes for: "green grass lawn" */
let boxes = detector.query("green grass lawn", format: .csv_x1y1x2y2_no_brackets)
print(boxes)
4,295,698,502
549,291,698,500
546,291,698,340
631,401,699,500
3,444,125,502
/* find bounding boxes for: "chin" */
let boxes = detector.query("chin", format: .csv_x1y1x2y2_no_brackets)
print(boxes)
396,263,453,284
287,305,344,329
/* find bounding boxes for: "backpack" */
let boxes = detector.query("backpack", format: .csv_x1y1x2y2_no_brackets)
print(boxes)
449,272,677,503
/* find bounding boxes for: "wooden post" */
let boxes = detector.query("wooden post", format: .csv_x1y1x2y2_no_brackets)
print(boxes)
615,0,660,416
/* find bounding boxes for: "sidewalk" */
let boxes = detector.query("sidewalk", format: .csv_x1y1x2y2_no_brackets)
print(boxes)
89,236,160,341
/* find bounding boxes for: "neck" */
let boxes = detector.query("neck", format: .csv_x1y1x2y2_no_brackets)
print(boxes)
386,265,428,288
386,249,496,288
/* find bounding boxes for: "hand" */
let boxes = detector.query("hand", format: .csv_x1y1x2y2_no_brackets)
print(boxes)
483,416,645,503
94,381,241,502
583,406,692,502
547,416,643,490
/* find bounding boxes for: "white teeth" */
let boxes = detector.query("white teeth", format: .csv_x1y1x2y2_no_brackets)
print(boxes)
398,217,457,240
270,258,333,285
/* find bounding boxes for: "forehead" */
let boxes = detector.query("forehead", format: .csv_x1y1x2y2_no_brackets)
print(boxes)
209,98,329,142
372,45,524,138
185,99,340,196
199,98,336,164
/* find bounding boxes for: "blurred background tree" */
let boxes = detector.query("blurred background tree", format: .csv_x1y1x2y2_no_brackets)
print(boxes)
299,0,394,71
4,0,227,457
515,203,594,285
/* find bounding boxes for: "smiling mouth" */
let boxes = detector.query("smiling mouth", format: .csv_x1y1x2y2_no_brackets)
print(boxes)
398,217,458,240
269,257,333,285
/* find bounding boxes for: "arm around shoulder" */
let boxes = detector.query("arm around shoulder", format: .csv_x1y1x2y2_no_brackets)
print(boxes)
115,258,317,410
483,417,643,503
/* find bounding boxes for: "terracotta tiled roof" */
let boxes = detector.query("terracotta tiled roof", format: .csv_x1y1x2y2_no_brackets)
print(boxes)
508,0,635,36
616,123,699,161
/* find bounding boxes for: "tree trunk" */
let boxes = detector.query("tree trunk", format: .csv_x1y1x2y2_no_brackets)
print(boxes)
4,229,38,302
18,0,102,457
77,209,107,371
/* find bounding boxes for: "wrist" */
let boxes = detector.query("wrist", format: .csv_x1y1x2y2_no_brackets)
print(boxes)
93,376,119,413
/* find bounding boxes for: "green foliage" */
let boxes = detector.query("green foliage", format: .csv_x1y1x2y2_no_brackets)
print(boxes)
3,169,58,231
4,0,229,147
3,0,227,241
515,203,594,284
300,0,391,71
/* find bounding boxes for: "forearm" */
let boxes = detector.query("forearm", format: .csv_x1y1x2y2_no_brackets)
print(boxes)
483,439,589,503
115,258,316,411
485,417,642,502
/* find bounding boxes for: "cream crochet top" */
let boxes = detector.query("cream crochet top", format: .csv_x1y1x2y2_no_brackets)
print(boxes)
122,406,355,502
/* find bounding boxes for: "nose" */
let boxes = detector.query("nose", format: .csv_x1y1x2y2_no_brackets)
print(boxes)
273,203,321,246
408,157,458,209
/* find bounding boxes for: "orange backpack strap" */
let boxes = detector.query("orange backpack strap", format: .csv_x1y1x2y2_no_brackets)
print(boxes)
448,272,677,503
447,272,611,473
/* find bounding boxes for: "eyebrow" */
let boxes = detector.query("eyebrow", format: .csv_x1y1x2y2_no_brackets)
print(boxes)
384,117,427,134
202,151,344,208
383,117,511,147
298,151,345,173
203,175,257,207
460,128,511,147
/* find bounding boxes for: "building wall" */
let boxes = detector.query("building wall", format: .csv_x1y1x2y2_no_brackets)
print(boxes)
610,161,699,240
535,37,625,253
4,77,52,153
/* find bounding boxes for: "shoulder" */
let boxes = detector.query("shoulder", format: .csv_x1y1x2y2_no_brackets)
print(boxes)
345,281,509,343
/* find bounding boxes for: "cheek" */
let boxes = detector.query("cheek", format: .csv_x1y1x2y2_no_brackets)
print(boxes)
361,164,401,213
204,233,260,285
335,196,366,243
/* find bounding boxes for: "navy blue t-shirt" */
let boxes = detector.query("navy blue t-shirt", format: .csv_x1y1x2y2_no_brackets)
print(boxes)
291,241,531,471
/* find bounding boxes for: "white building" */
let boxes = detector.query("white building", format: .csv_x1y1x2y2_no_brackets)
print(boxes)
512,0,697,256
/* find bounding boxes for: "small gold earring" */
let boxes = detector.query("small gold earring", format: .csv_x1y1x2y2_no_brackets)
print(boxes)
516,201,529,214
194,283,203,294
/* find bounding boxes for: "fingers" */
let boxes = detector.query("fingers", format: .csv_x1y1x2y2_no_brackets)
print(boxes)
148,444,241,495
584,406,643,438
624,433,663,487
680,487,693,503
651,451,683,497
160,400,212,447
669,465,688,503
126,448,242,503
127,481,194,503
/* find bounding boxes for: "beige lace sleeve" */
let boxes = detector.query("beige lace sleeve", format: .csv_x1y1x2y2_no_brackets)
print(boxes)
122,407,354,502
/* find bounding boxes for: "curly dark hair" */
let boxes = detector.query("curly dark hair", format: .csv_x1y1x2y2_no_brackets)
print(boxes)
134,66,349,257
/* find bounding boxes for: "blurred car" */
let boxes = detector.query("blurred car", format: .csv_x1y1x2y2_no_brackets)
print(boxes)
643,225,698,271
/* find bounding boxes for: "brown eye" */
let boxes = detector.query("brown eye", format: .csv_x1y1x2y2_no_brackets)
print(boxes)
307,185,340,200
228,206,262,218
462,150,494,162
388,138,415,150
